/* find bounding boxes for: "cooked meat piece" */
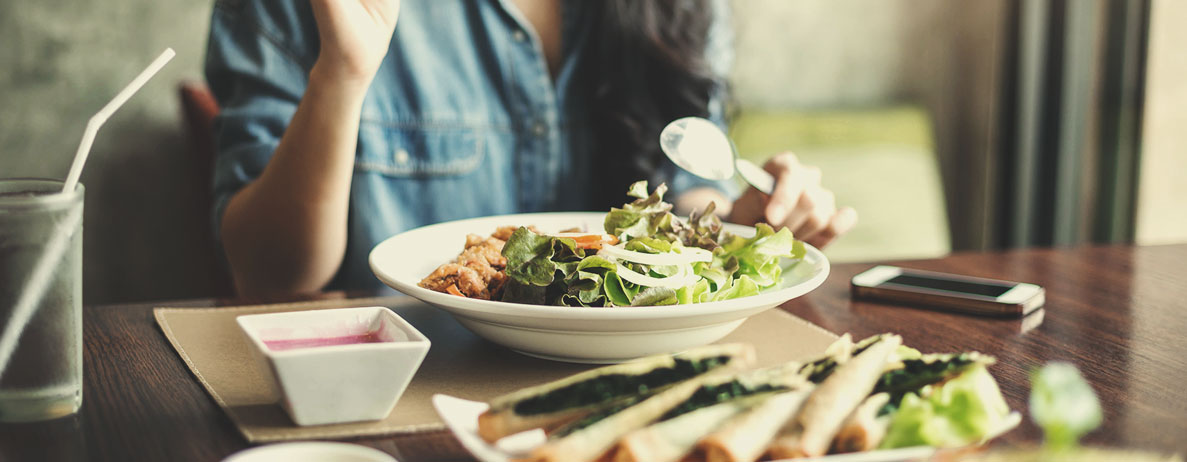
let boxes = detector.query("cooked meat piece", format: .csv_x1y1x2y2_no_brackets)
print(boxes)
422,225,533,300
480,236,507,253
459,238,507,269
487,271,508,300
465,234,487,249
490,225,541,241
464,259,500,281
491,226,519,241
419,263,490,299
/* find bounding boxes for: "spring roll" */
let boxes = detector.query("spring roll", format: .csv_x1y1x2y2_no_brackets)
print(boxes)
797,334,855,383
479,343,754,442
875,352,995,397
797,333,890,383
612,364,808,462
697,388,814,462
524,368,737,462
831,392,891,453
612,393,771,462
830,352,996,453
767,334,902,459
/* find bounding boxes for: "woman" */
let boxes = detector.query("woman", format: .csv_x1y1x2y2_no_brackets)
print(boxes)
205,0,856,296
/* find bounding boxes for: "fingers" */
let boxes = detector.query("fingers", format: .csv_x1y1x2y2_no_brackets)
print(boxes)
728,152,855,248
803,207,858,249
788,188,835,240
762,154,819,226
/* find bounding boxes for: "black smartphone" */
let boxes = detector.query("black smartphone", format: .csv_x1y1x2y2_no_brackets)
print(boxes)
850,265,1045,317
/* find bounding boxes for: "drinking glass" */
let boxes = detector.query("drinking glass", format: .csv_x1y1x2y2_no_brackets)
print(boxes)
0,178,83,422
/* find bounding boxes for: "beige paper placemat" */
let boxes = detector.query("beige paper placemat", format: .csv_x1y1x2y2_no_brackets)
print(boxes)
154,296,837,443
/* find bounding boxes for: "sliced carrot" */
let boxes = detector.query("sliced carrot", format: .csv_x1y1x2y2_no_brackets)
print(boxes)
445,284,464,297
566,234,619,250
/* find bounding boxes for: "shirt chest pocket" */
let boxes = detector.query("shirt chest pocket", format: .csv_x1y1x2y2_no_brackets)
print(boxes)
354,120,487,178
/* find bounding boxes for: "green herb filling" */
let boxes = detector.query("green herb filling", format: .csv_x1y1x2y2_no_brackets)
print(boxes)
800,335,886,383
658,380,784,421
550,396,646,438
875,353,980,416
513,356,730,416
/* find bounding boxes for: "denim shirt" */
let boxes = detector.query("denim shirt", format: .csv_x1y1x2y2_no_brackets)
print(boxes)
205,0,736,291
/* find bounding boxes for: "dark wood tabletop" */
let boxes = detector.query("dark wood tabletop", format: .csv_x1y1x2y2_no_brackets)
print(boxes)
2,244,1184,461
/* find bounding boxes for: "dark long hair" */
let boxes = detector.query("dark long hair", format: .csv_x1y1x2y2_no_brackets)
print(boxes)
585,0,720,208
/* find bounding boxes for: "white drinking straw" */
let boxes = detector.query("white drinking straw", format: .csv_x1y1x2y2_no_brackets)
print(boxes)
61,47,176,194
0,48,175,379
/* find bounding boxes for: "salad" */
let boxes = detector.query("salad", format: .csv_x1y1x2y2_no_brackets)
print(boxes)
419,181,805,306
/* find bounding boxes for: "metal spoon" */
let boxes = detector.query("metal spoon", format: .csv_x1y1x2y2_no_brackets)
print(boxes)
659,117,775,194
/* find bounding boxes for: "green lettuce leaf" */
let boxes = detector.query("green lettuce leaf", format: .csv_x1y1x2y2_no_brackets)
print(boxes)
695,256,738,293
576,255,616,273
624,236,673,253
502,227,584,286
501,227,559,286
675,279,712,304
880,365,1012,449
716,224,802,288
711,274,760,301
678,201,726,250
602,272,638,307
500,279,547,305
560,256,617,307
1030,362,1102,450
559,292,607,307
604,181,676,241
631,287,678,306
626,180,650,199
875,352,996,416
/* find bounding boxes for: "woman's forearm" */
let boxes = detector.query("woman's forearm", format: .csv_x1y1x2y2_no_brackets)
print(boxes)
220,63,371,295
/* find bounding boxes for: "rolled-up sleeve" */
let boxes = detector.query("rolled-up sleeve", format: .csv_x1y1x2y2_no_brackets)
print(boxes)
204,1,313,239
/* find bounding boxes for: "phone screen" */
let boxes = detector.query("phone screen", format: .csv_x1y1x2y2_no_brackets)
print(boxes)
881,274,1013,298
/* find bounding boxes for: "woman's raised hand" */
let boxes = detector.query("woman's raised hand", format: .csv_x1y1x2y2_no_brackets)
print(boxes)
310,0,401,84
728,152,858,250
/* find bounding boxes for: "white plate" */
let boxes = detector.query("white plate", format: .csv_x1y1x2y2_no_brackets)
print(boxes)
370,212,829,363
430,394,941,462
222,442,396,462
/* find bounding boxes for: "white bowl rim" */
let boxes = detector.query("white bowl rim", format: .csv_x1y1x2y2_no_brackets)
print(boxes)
235,306,431,358
221,441,397,462
368,212,830,321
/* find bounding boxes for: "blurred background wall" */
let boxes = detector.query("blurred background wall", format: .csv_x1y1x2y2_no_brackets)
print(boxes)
729,0,1007,261
1136,0,1187,245
0,0,1182,305
0,0,218,305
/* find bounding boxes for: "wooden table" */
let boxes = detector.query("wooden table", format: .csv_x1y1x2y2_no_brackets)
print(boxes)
2,244,1184,461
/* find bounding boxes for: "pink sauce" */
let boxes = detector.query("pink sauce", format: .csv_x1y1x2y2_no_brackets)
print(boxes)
263,332,386,351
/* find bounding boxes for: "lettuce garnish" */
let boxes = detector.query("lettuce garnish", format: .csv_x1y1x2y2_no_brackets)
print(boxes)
499,181,805,306
880,365,1013,449
1030,362,1102,450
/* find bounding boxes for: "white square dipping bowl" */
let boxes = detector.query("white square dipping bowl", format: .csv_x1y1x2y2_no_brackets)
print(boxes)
236,306,430,426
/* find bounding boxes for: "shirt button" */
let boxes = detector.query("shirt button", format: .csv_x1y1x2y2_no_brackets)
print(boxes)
531,122,547,137
512,30,527,42
394,148,410,164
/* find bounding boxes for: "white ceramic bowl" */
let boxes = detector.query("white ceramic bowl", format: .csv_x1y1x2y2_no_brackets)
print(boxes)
369,212,829,363
236,307,430,426
222,442,397,462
